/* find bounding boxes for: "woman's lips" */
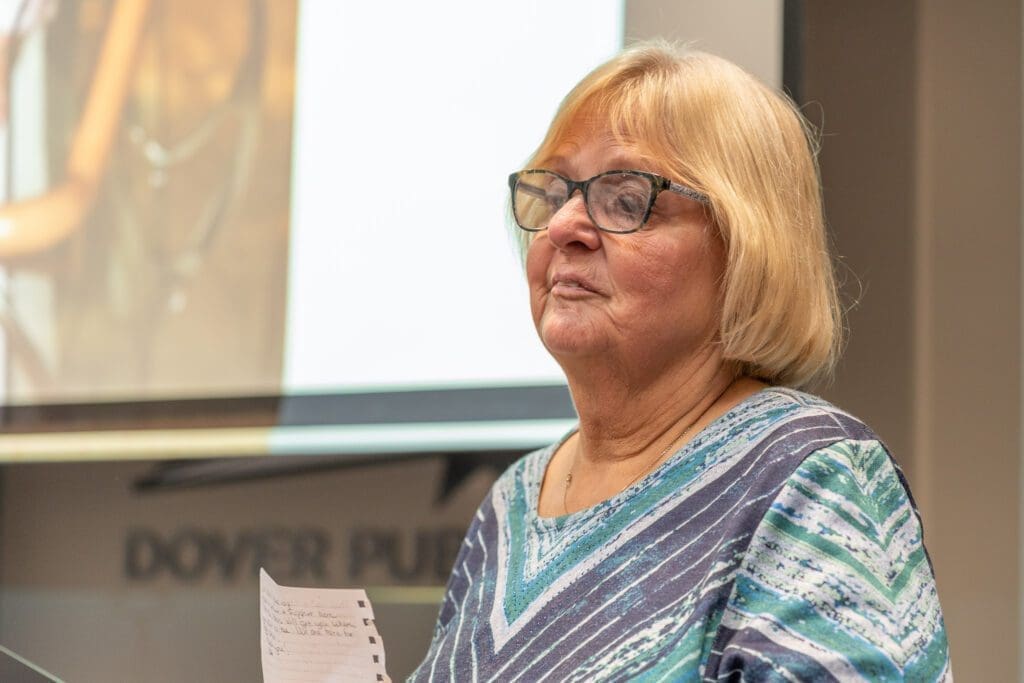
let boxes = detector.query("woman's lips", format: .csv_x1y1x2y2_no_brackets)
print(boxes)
550,275,599,297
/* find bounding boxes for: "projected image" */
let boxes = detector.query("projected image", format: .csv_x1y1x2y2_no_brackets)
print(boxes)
284,2,621,395
0,0,624,454
0,0,294,405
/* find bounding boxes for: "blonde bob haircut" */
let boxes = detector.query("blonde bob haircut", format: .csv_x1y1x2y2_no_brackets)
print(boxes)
519,41,842,389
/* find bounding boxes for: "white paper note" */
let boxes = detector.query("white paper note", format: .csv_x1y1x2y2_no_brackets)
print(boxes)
260,568,390,683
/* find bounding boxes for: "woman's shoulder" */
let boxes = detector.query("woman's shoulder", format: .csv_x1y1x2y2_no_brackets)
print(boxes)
704,386,909,505
706,391,949,680
736,385,885,448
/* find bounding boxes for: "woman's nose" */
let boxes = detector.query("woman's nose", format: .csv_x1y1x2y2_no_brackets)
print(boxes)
546,193,601,251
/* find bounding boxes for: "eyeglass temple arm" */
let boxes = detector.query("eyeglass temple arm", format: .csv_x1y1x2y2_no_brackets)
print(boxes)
667,181,709,205
510,175,552,201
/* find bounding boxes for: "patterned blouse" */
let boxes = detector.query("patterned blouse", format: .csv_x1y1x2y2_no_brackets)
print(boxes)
410,388,951,681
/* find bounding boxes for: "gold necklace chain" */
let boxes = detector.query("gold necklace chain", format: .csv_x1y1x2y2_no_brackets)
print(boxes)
562,382,731,515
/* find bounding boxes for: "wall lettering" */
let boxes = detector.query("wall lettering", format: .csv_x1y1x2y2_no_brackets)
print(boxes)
125,527,329,582
348,527,465,582
124,526,464,584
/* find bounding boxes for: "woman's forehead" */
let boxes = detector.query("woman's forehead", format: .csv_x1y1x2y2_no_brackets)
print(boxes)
539,127,664,175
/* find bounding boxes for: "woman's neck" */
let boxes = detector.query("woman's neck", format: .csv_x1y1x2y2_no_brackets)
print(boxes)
565,344,734,466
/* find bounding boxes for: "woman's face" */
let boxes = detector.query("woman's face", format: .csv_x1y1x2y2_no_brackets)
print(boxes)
526,130,726,379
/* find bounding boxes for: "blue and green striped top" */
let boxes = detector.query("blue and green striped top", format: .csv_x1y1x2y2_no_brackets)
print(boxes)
411,388,951,681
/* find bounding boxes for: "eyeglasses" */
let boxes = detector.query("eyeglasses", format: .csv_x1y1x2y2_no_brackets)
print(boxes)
508,169,709,234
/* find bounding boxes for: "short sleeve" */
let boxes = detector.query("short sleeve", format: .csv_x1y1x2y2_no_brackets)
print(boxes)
705,439,951,682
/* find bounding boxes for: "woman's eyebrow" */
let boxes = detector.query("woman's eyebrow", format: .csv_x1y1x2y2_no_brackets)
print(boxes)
603,155,647,170
599,159,663,178
537,155,654,176
537,155,570,171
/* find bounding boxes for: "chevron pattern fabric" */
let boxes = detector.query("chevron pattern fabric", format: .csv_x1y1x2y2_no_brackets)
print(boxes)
410,388,951,682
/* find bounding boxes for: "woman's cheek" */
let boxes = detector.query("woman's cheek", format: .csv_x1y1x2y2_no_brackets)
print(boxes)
525,242,551,318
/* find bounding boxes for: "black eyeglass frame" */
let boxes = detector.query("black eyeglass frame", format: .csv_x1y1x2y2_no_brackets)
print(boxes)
508,169,710,234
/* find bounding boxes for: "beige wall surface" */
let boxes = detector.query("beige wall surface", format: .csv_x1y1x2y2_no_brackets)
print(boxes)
0,457,498,682
804,1,918,476
914,0,1021,675
625,0,783,88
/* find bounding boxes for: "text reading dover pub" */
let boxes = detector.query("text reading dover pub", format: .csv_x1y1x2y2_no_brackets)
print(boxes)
260,569,390,682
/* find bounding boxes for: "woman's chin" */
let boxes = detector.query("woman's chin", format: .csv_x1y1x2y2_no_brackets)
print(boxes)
538,320,605,359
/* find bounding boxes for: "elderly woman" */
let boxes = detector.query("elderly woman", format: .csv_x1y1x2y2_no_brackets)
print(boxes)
412,43,950,681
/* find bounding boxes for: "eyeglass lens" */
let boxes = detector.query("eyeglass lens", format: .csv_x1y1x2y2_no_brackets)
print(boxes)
513,172,654,233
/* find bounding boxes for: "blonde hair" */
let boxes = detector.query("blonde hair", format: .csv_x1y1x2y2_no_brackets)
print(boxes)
518,41,842,389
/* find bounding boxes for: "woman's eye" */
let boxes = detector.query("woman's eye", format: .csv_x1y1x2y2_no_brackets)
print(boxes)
614,192,646,216
546,193,565,211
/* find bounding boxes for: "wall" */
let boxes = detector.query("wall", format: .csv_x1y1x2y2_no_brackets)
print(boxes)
625,0,783,88
915,0,1021,674
0,457,499,681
